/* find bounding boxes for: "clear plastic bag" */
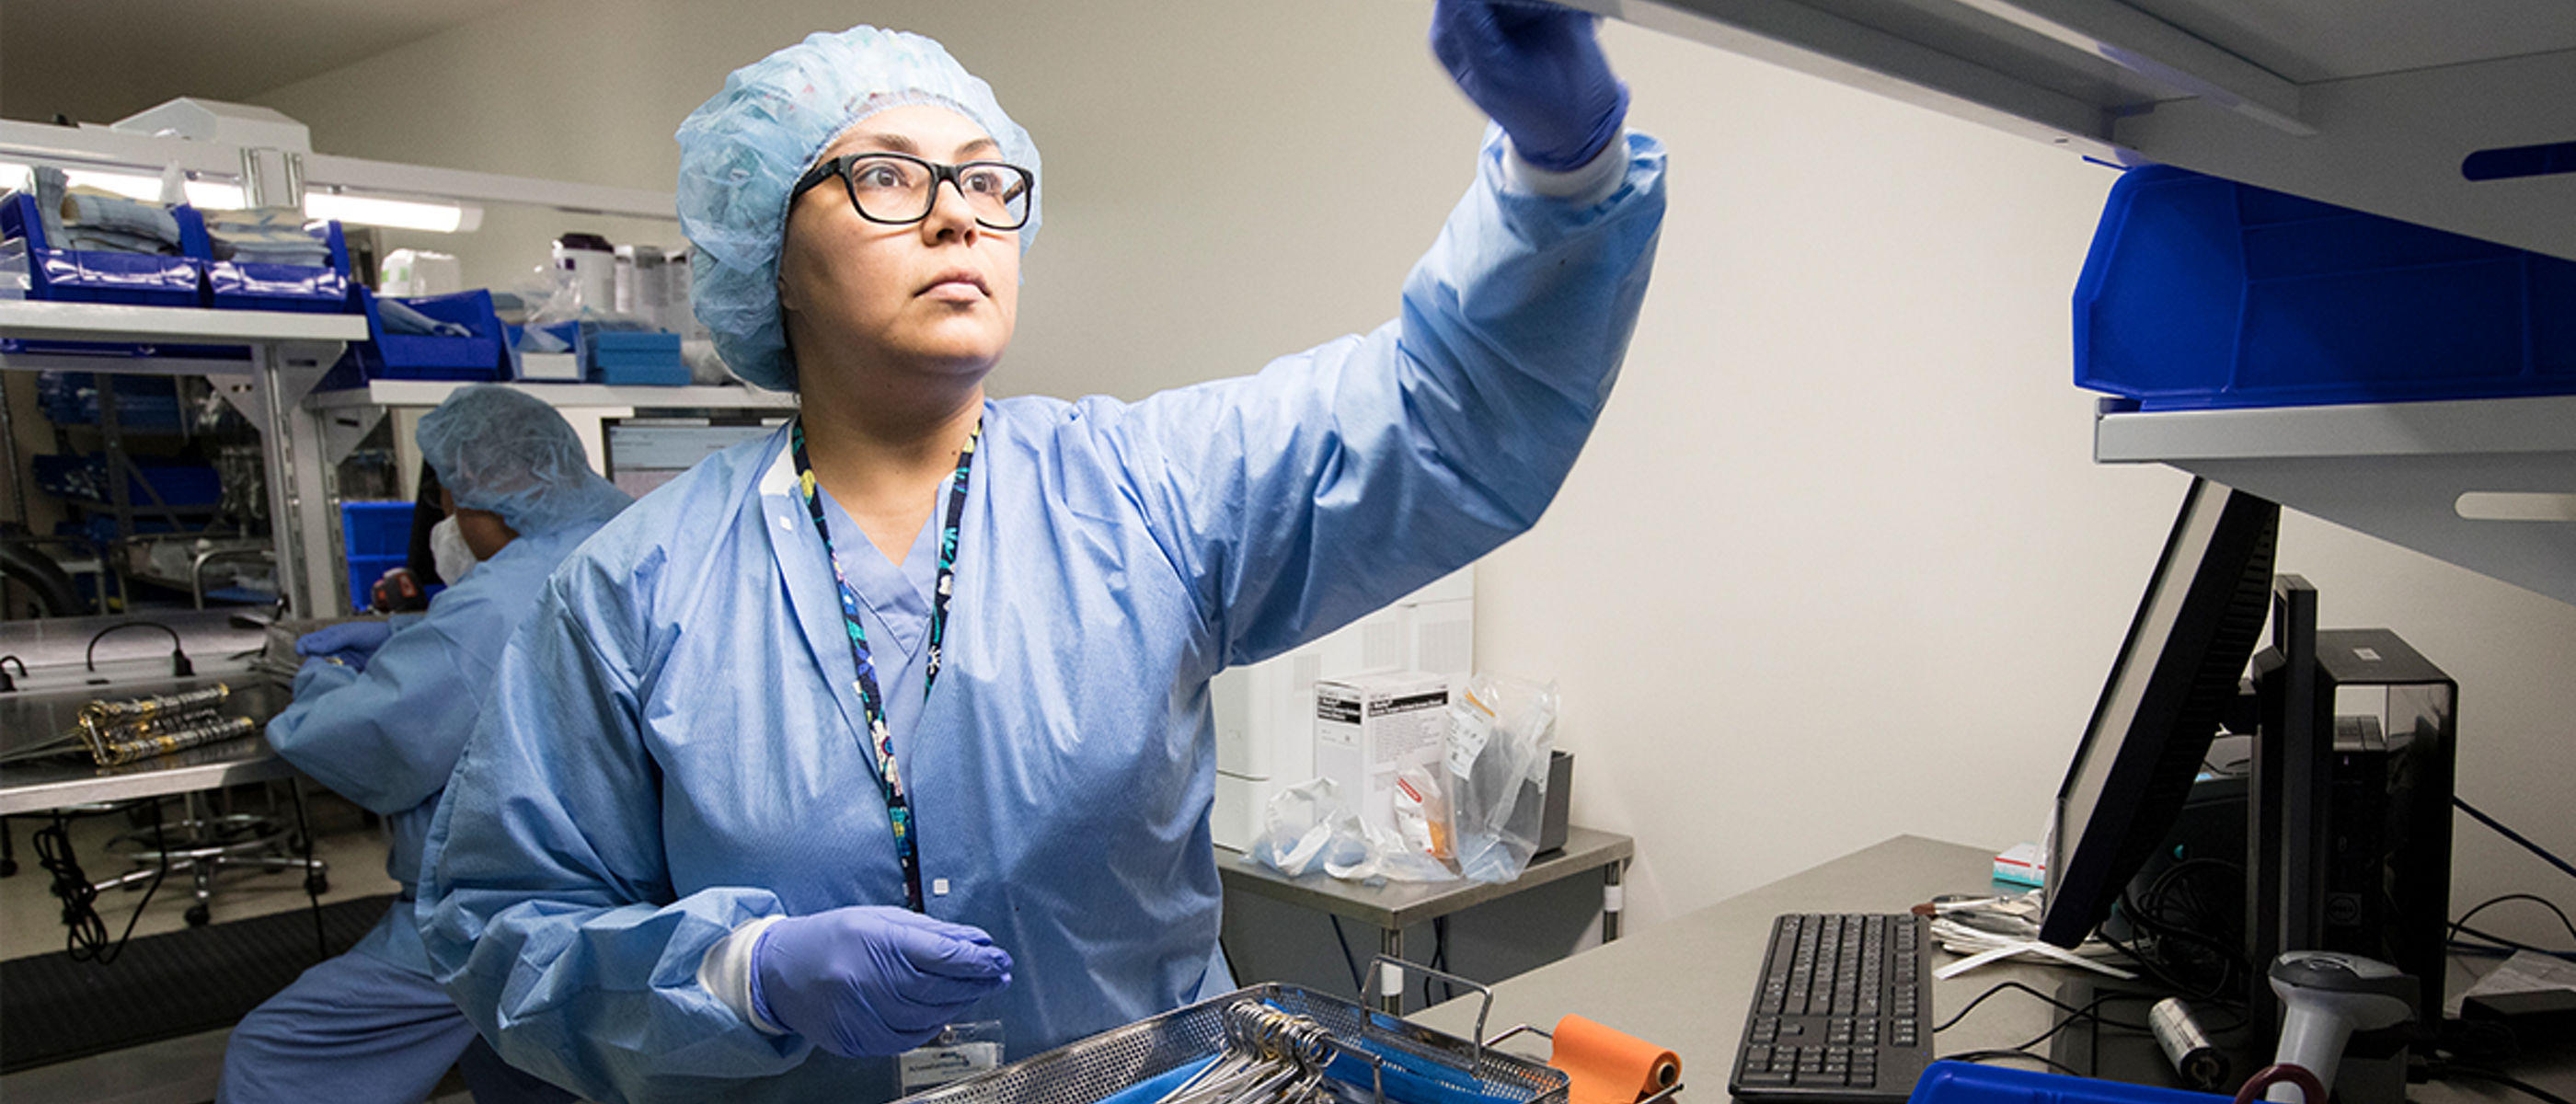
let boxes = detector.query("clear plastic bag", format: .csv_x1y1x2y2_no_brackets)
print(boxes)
1445,673,1559,883
1246,776,1457,884
1246,777,1369,878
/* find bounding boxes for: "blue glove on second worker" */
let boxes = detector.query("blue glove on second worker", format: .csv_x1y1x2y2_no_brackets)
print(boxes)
1431,0,1630,172
751,906,1015,1057
294,620,396,672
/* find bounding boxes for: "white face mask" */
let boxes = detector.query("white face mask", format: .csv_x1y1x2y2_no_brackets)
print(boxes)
430,515,479,584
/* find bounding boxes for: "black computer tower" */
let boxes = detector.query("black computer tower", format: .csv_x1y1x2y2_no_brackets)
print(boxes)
2248,576,2456,1029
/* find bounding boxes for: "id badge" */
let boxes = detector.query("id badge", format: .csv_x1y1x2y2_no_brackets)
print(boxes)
899,1020,1006,1094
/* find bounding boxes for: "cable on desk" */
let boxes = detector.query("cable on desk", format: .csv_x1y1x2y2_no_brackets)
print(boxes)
2455,797,2576,881
2447,893,2576,956
2012,990,2161,1055
2423,1061,2574,1104
35,800,172,964
1940,1050,2085,1077
1929,980,2150,1036
2450,925,2576,962
2114,862,2248,1003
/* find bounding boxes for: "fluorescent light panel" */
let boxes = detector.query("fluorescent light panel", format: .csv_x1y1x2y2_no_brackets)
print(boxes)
2,160,478,232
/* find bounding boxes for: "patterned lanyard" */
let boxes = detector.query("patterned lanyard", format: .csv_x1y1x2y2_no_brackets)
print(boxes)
789,417,980,913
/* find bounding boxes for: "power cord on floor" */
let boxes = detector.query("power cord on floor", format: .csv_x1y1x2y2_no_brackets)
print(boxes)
34,801,171,964
290,778,327,961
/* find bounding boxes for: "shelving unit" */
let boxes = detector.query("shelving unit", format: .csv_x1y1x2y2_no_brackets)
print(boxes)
1591,0,2576,604
4,299,363,615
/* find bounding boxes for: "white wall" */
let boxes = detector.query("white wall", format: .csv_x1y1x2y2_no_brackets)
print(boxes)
255,0,2575,965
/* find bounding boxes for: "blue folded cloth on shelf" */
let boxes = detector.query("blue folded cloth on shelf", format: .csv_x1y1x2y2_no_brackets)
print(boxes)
61,226,182,256
204,207,329,265
62,191,185,248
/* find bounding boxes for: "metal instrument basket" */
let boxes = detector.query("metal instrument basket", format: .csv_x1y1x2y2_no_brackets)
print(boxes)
901,972,1566,1104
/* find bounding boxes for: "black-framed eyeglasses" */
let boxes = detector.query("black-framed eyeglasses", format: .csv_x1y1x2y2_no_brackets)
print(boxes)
793,152,1035,232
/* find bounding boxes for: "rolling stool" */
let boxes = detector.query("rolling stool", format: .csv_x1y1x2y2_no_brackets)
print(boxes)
96,782,328,926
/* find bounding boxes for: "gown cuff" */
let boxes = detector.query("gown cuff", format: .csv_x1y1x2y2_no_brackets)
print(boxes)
696,913,791,1035
1502,129,1631,205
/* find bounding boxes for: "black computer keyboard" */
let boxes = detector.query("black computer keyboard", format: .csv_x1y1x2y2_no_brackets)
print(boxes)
1727,913,1935,1102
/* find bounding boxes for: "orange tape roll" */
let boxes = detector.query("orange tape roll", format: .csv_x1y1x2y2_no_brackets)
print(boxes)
1549,1015,1682,1104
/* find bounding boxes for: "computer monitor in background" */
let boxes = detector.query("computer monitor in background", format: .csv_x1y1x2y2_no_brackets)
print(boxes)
602,416,787,498
2040,477,2280,954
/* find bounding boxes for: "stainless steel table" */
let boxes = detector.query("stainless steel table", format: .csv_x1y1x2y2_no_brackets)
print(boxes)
0,677,295,816
1409,835,2573,1103
1218,826,1636,1014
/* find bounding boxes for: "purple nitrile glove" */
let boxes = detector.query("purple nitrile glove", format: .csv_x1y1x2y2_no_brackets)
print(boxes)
294,620,396,672
750,906,1014,1057
1431,0,1630,172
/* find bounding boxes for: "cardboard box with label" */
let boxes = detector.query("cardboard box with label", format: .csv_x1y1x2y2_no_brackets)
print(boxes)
1313,672,1452,842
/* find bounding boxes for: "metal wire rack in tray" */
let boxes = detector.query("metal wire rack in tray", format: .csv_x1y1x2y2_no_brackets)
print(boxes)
900,964,1568,1104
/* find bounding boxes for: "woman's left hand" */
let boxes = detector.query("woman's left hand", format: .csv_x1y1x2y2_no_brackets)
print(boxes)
1431,0,1629,171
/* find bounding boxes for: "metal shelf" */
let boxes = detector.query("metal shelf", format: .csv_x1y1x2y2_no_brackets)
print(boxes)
0,299,368,351
1592,0,2576,260
305,377,795,411
2095,396,2576,605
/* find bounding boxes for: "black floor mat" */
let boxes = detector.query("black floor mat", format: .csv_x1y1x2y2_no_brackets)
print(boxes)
0,893,396,1073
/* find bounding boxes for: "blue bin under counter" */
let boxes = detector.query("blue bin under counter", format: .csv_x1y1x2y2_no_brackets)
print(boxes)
0,191,210,307
340,500,417,606
2074,165,2576,411
204,217,357,313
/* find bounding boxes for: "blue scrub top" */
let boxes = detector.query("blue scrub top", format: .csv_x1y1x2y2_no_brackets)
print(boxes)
422,130,1667,1104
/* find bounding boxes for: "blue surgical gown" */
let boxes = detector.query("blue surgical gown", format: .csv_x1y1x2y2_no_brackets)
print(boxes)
266,520,614,972
420,131,1667,1104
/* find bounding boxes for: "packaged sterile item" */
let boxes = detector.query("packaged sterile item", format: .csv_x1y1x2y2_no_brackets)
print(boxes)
1313,673,1451,845
1393,764,1455,865
1446,673,1559,883
380,248,461,297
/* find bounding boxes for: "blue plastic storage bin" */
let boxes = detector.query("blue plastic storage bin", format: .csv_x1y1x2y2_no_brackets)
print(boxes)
35,372,188,431
334,288,508,383
204,217,356,313
340,500,416,606
2075,166,2576,410
0,191,209,306
585,328,687,385
32,454,222,508
1906,1063,2229,1104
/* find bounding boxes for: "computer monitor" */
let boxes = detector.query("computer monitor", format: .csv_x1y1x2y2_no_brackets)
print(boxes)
2040,477,2279,950
602,416,786,498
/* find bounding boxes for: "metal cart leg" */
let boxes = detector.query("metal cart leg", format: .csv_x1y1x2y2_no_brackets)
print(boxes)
1603,858,1626,943
1379,926,1404,1015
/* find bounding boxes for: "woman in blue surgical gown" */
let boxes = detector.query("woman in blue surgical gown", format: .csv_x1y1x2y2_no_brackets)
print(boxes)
420,5,1667,1101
